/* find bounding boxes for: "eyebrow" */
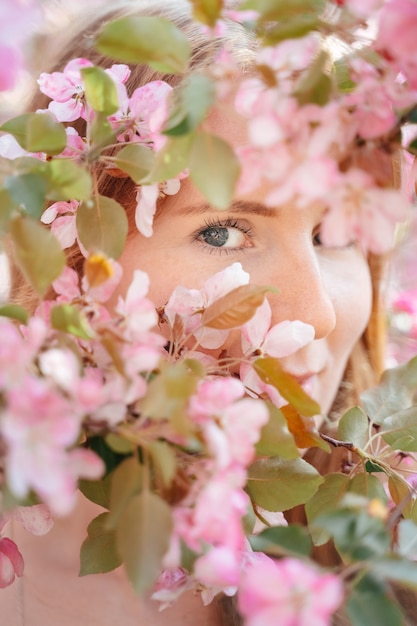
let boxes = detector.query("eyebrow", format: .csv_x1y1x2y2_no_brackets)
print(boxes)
178,200,276,218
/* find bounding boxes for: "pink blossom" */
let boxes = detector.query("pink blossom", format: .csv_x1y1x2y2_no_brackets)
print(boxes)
0,0,41,91
165,262,250,350
337,0,384,18
238,556,344,626
38,59,130,122
135,184,159,237
11,504,54,536
194,545,241,588
41,200,81,250
0,537,24,589
321,168,410,253
242,300,315,358
1,375,94,514
377,0,417,88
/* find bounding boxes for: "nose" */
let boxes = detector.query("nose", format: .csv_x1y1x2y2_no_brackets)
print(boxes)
267,242,336,341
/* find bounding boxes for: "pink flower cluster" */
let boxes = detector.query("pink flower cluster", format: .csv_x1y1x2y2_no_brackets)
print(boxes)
238,554,343,626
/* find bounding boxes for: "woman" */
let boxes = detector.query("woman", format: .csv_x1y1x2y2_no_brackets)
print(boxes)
1,1,413,624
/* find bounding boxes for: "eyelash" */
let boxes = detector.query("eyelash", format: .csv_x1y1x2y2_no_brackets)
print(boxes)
192,217,254,254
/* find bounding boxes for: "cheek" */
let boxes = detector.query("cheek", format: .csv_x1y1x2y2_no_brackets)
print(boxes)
327,253,373,360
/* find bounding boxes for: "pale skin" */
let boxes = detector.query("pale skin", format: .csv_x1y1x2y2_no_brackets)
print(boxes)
0,103,372,624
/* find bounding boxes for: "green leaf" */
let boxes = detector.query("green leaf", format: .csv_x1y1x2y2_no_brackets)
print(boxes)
338,406,369,449
81,66,119,115
0,188,16,234
51,304,95,339
361,356,417,425
114,144,155,183
107,457,143,529
9,215,65,296
79,473,113,509
263,15,321,45
86,436,130,477
255,403,299,459
0,304,28,324
189,131,240,209
250,523,312,558
105,433,135,455
189,0,223,27
4,173,47,219
382,407,417,451
1,112,67,156
201,284,272,329
346,574,404,626
47,159,92,201
95,16,190,74
164,73,216,136
294,50,332,106
311,509,390,561
76,195,128,259
79,512,122,576
397,519,417,560
88,112,116,151
144,134,194,183
247,457,323,512
370,557,417,590
282,404,330,451
116,489,173,594
148,440,177,488
333,57,356,93
242,0,324,21
305,473,350,544
254,357,321,417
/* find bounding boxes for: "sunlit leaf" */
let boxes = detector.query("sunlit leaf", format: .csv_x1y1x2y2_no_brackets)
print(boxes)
250,523,312,558
116,489,173,594
164,73,216,136
281,404,330,451
76,195,128,259
106,457,143,530
241,0,324,21
9,215,65,296
114,144,155,183
79,512,122,576
338,406,369,449
346,574,404,626
263,15,320,44
387,474,416,521
4,173,47,219
105,433,135,455
294,50,332,106
255,403,299,459
81,66,119,115
189,0,223,26
1,112,67,155
189,131,240,209
382,407,417,451
254,357,321,417
144,134,194,183
95,16,190,74
397,519,417,560
51,304,95,340
201,284,272,329
247,457,323,512
47,159,92,201
0,303,28,324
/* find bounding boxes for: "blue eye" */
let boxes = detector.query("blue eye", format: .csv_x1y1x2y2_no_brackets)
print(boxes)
193,218,253,252
201,226,230,247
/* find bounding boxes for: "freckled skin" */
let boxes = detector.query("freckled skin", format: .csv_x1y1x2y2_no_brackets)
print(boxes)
115,100,372,418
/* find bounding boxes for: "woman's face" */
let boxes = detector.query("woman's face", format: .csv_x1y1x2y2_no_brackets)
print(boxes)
115,100,373,417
